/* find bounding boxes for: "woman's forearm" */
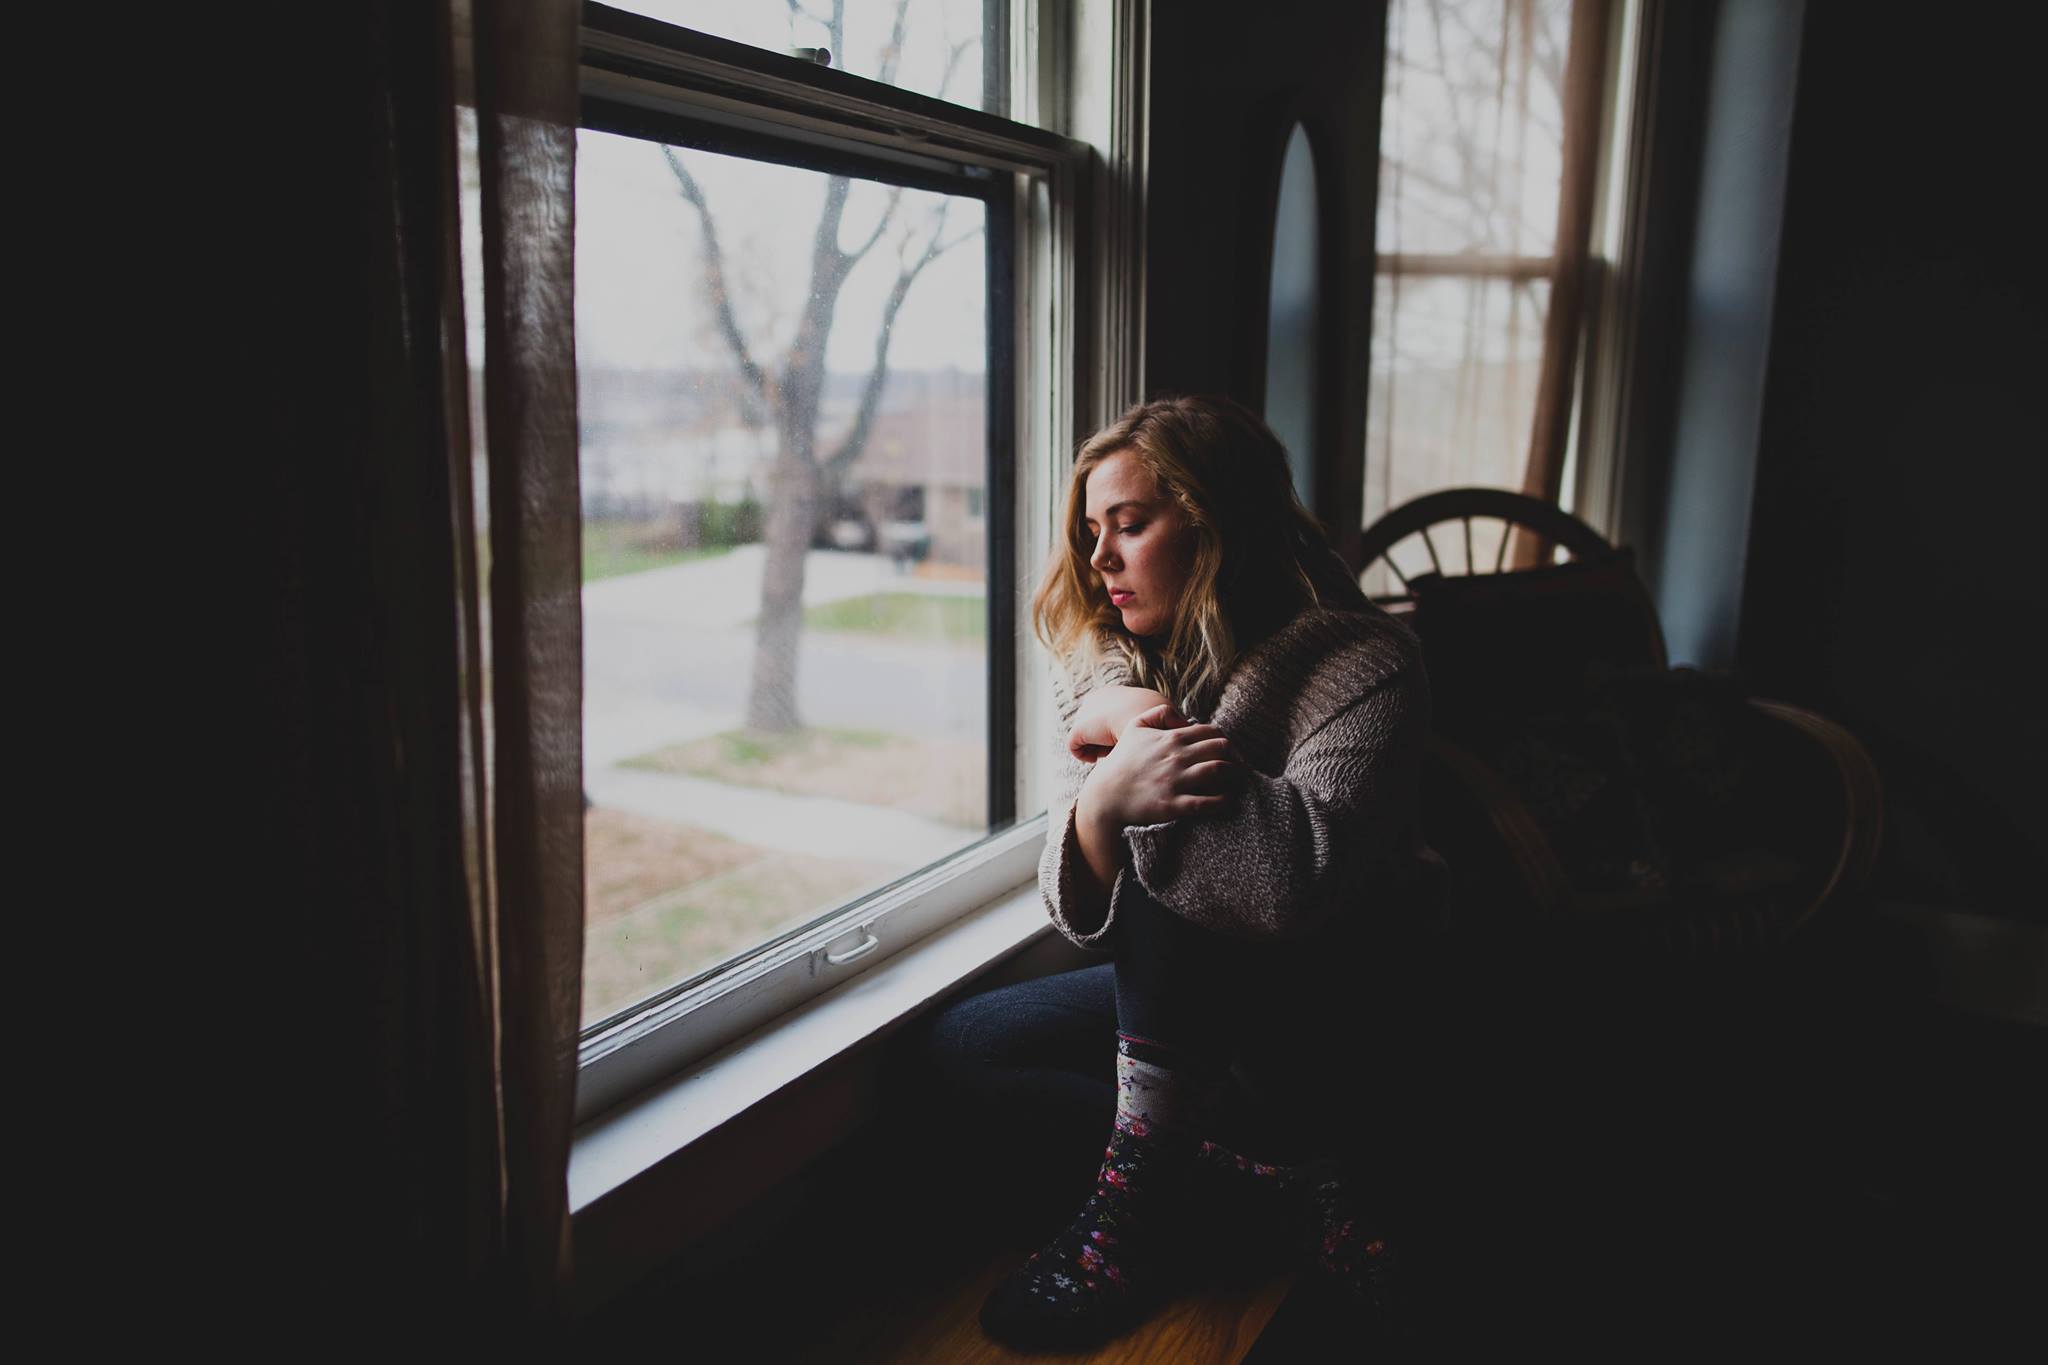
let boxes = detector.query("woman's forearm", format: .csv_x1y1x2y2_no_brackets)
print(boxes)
1098,685,1174,733
1070,684,1177,757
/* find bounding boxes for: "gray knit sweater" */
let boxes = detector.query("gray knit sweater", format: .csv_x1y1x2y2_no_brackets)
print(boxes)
1040,595,1438,951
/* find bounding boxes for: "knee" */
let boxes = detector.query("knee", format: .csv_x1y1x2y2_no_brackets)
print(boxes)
916,991,1006,1085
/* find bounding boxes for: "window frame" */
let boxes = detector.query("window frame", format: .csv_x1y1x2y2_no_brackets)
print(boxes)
571,1,1098,1125
1564,0,1652,537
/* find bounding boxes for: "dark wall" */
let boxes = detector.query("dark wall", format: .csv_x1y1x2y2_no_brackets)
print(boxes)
1142,0,1388,554
1737,2,2047,911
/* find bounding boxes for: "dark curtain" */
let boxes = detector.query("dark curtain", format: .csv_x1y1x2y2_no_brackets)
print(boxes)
249,0,583,1333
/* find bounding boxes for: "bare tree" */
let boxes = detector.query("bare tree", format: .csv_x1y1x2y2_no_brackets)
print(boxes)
666,0,980,732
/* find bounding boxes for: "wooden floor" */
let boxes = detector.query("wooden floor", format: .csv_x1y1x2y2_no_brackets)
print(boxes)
788,1229,1301,1364
578,1121,1344,1361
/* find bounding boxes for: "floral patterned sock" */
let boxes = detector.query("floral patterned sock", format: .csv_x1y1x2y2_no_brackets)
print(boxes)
1293,1161,1403,1320
1194,1143,1403,1319
978,1033,1221,1350
1111,1029,1227,1138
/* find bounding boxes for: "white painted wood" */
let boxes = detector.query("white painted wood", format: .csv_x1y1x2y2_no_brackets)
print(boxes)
570,881,1052,1212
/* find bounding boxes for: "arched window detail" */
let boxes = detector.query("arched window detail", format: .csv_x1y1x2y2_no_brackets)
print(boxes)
1266,122,1321,511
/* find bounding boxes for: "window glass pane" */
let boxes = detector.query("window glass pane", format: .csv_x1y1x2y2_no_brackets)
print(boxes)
612,0,1000,115
1363,273,1549,594
1365,0,1575,597
1376,0,1572,259
577,128,989,1028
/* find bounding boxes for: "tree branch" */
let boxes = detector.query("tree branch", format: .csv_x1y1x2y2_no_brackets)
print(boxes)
934,33,975,102
875,0,914,86
843,185,905,265
662,146,771,413
785,0,832,32
824,205,978,479
803,174,863,308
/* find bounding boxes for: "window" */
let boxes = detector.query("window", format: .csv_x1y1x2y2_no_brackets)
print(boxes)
1363,0,1643,590
571,2,1098,1120
608,0,1014,115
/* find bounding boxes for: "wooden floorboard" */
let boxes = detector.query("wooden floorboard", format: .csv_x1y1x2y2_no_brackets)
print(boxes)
790,1228,1300,1364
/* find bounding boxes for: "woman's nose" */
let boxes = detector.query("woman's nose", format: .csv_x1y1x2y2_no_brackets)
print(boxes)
1089,532,1116,571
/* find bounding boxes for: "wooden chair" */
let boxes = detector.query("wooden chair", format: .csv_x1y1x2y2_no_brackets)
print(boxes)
1353,486,1617,610
1356,488,1882,963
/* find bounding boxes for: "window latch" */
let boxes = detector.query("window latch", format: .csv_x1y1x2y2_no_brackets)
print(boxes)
817,922,881,971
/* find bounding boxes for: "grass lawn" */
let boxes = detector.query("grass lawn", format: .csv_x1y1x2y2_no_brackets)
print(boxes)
620,725,986,828
583,522,733,583
802,591,985,643
581,806,893,1026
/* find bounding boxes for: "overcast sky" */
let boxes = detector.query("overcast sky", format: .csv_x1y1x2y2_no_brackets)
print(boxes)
578,1,991,376
576,130,987,375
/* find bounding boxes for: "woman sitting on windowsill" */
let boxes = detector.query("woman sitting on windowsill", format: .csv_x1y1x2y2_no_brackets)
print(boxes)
921,394,1445,1349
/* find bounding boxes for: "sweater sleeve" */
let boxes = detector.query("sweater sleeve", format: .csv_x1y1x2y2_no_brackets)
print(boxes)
1119,657,1429,942
1037,641,1136,951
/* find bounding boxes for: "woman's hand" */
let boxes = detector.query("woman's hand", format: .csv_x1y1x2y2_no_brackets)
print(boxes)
1067,685,1180,762
1078,704,1245,829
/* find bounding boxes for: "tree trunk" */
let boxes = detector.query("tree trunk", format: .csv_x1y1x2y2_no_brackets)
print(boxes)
745,451,821,732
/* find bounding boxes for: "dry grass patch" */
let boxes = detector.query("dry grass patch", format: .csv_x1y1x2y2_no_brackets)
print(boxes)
581,806,897,1027
585,806,758,925
619,726,986,827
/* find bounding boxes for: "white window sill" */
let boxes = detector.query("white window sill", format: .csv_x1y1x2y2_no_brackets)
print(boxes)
568,878,1057,1216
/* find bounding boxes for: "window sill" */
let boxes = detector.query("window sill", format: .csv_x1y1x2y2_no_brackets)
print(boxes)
569,877,1056,1219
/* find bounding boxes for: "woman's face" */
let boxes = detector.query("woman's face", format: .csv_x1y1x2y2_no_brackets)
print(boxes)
1082,448,1198,639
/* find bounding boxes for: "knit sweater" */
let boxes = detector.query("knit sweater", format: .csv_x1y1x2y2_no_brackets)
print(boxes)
1039,593,1438,951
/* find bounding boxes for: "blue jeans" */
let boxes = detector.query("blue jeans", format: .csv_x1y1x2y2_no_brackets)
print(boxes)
918,878,1437,1175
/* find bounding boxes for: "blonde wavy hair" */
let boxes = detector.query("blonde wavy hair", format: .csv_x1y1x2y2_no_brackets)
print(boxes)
1030,394,1343,719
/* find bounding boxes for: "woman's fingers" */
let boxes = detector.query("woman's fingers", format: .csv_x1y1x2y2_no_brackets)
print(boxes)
1167,722,1231,748
1180,759,1245,793
1172,792,1231,816
1177,735,1238,764
1131,703,1187,729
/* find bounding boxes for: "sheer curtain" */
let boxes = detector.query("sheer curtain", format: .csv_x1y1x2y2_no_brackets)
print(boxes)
460,0,586,1318
262,0,583,1329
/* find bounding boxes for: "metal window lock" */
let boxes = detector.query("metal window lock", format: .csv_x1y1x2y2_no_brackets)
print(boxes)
818,921,880,970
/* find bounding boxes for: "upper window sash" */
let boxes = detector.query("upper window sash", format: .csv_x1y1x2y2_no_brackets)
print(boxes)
581,3,1079,181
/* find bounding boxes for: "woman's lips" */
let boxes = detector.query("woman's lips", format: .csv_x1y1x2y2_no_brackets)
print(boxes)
1109,589,1135,605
